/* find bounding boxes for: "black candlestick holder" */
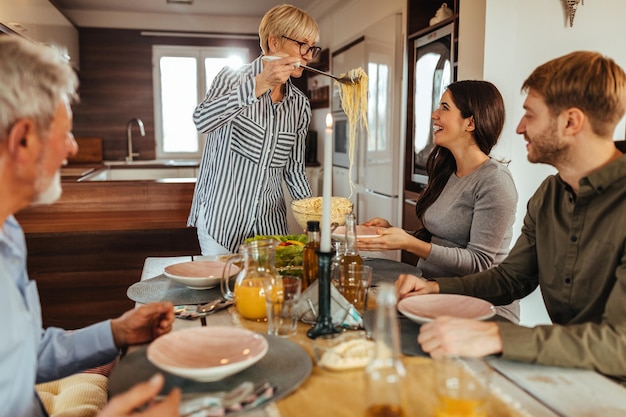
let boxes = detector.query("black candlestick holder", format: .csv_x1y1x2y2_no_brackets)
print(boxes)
307,250,341,339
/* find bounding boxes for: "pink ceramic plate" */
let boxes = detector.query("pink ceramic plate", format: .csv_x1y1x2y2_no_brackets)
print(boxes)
147,327,268,382
163,261,239,290
332,225,381,241
397,294,495,323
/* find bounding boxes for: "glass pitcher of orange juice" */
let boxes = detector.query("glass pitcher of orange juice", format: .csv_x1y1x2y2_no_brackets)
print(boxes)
221,239,278,321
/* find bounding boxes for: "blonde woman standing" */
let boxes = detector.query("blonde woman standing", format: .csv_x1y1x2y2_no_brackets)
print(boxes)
189,4,321,255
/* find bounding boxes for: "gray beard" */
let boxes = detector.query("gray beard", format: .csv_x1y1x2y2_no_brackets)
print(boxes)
32,171,62,206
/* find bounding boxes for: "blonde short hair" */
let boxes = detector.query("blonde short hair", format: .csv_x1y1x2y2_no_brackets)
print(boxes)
259,4,319,55
522,51,626,136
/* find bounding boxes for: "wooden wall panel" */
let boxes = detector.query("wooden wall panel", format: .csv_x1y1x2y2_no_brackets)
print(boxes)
15,180,200,329
28,228,201,329
16,181,196,233
72,28,260,161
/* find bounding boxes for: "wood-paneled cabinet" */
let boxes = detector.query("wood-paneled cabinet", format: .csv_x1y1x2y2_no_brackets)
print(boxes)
15,181,200,329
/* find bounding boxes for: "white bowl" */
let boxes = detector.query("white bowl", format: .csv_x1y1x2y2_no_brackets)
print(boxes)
312,331,375,372
147,327,268,382
397,294,496,324
291,197,353,230
163,260,239,290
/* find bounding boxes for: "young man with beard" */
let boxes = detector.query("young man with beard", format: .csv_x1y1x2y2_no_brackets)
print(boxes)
396,51,626,384
0,37,180,416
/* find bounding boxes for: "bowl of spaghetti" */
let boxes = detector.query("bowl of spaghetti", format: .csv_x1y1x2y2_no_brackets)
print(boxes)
291,197,353,231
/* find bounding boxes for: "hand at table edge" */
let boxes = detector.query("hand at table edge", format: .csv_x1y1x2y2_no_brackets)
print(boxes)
396,274,439,299
111,302,175,349
418,316,503,358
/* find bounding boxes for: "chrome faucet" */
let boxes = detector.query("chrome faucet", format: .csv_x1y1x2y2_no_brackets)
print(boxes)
126,118,145,162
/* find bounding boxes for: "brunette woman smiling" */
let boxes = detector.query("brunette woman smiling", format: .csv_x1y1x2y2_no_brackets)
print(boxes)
359,80,520,322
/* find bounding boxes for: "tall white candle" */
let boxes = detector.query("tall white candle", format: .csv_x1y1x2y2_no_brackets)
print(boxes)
321,113,333,252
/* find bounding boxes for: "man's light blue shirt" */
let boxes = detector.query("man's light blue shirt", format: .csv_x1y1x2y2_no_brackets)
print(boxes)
0,215,119,417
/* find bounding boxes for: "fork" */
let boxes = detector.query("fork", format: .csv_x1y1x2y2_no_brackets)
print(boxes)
262,55,360,85
179,381,254,417
196,298,233,315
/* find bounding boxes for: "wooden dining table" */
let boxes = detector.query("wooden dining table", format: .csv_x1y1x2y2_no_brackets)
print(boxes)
109,256,626,417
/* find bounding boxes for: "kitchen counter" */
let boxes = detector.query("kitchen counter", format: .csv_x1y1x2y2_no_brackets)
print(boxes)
61,159,200,183
16,180,195,233
60,164,101,181
61,166,97,178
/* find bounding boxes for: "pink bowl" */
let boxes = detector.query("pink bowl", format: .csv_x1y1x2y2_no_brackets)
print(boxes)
147,327,268,381
397,294,495,323
163,260,239,289
331,225,381,241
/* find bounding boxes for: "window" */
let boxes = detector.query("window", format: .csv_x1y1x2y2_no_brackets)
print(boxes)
153,45,248,159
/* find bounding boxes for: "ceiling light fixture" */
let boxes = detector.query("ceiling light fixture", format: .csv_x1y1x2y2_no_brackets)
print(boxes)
167,0,193,4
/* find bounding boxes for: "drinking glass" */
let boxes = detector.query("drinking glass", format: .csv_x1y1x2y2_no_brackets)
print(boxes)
338,264,373,315
264,275,302,337
434,355,492,417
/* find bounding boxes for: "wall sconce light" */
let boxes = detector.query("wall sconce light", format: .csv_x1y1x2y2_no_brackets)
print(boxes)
564,0,584,27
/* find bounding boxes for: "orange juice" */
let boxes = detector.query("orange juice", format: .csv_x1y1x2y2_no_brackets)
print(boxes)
234,278,267,320
436,396,486,417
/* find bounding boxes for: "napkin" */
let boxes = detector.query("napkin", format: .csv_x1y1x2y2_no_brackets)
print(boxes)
295,281,362,328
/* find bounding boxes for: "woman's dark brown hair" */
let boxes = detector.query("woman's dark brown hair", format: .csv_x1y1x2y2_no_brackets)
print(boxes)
414,80,505,241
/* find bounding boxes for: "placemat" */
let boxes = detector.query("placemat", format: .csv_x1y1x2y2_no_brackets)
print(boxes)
399,315,427,356
127,275,223,305
364,258,421,284
396,312,510,357
363,310,426,357
108,335,312,415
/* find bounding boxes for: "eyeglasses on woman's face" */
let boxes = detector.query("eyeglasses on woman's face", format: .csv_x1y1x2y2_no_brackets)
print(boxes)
282,35,321,58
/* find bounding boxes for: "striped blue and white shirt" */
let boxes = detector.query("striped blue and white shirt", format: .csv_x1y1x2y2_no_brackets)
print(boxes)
188,56,312,253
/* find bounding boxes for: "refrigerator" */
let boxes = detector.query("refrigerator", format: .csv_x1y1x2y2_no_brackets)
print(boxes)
331,14,403,232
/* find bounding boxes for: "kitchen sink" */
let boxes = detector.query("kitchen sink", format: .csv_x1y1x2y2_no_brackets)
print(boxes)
78,160,199,182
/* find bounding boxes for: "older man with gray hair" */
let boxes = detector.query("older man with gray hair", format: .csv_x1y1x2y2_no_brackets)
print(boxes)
0,36,180,416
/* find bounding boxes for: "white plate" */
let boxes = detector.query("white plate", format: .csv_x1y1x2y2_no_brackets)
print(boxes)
147,326,268,382
163,260,239,290
332,225,381,241
397,294,496,324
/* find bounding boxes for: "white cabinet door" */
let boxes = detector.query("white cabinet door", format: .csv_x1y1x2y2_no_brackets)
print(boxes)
332,166,357,208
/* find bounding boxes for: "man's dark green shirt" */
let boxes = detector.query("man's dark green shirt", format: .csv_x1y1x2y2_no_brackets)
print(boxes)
437,150,626,382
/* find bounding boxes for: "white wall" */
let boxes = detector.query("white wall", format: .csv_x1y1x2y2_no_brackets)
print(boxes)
314,0,404,50
61,9,260,34
461,0,626,242
458,0,626,326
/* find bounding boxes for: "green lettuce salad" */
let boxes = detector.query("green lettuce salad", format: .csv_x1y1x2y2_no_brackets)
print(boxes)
244,234,307,267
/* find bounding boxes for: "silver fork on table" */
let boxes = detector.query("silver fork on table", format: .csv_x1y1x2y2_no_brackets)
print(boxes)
196,297,234,326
